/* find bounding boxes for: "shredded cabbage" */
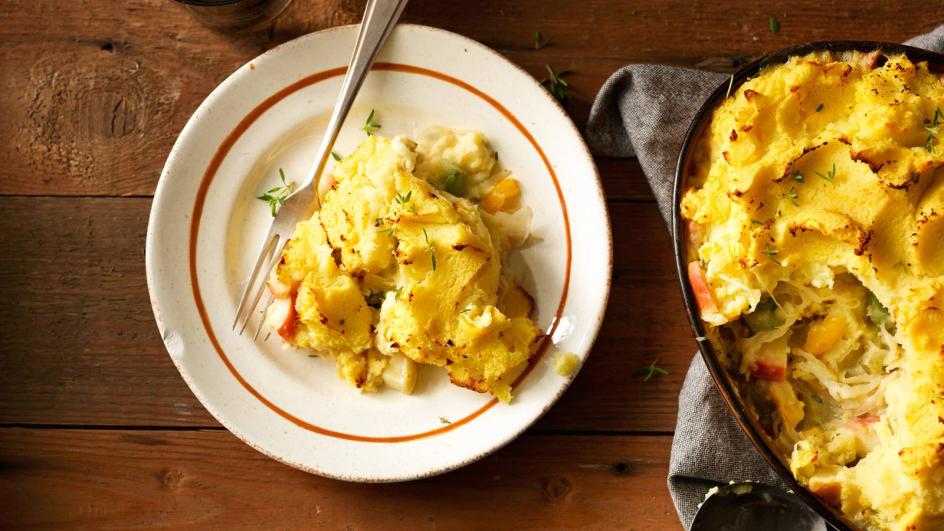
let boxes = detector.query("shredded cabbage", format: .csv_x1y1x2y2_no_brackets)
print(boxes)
730,271,902,453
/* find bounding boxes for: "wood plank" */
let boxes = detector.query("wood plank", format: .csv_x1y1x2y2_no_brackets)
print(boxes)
0,0,936,197
0,197,693,431
0,429,679,530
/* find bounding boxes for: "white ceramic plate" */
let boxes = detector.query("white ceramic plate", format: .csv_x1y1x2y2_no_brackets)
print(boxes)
146,24,611,482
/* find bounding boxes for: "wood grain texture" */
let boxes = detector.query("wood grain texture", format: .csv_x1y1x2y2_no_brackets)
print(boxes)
0,429,677,530
0,196,691,431
0,0,937,197
1,2,938,528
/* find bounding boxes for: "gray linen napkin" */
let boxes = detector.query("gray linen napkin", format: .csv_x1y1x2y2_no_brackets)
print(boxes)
584,26,944,529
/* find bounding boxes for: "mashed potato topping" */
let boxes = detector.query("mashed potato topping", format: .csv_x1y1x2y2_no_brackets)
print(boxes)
682,51,944,530
264,127,540,403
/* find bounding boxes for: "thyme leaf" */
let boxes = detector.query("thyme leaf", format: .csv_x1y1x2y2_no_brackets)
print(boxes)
791,163,805,182
423,227,436,271
763,244,783,266
395,190,412,204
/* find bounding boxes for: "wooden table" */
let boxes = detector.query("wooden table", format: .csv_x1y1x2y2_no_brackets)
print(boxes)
0,1,935,528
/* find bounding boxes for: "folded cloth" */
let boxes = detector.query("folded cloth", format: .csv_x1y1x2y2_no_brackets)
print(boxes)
584,25,944,529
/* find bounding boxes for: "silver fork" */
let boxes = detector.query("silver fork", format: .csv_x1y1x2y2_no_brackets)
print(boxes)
232,0,410,336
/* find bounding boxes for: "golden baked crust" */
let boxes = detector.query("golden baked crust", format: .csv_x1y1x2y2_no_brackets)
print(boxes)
682,51,944,530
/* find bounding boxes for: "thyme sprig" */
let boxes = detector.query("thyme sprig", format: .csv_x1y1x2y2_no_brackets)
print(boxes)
784,186,799,206
533,31,550,49
541,64,572,104
256,168,295,217
395,190,416,214
362,109,381,136
633,360,669,382
926,107,942,152
816,162,836,183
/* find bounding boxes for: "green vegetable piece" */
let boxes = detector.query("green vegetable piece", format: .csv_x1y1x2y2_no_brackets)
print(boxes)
364,290,385,308
442,167,467,197
743,296,783,333
866,291,893,328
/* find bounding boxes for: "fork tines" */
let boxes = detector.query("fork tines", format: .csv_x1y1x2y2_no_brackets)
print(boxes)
232,232,284,335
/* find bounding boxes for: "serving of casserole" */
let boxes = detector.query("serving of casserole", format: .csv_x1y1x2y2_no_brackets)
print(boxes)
677,44,944,530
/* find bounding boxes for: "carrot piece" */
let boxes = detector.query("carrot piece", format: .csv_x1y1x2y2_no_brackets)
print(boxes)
751,359,787,381
804,314,845,356
277,292,298,340
482,178,520,213
687,261,718,315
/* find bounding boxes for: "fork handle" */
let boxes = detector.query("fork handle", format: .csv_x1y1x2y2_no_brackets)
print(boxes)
304,0,410,206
